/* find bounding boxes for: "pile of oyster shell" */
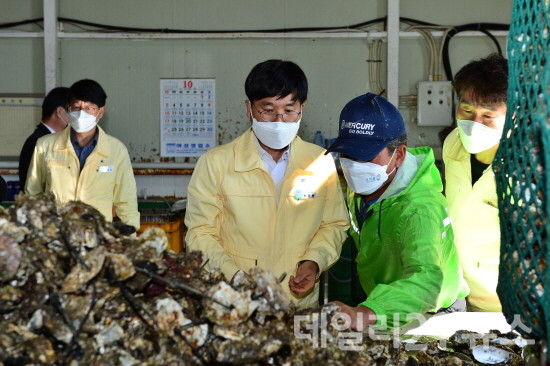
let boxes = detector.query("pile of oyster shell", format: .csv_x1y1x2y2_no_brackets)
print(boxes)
0,194,533,365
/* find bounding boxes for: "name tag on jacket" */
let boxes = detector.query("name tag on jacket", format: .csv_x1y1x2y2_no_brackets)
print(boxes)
293,174,317,200
98,166,114,173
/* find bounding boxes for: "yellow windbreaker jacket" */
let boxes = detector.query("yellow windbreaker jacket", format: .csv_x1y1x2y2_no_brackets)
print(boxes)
25,126,140,229
442,128,501,312
185,129,349,309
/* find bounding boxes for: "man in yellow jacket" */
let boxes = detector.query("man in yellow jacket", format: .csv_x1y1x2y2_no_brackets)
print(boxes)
443,54,508,312
25,79,139,230
185,59,349,309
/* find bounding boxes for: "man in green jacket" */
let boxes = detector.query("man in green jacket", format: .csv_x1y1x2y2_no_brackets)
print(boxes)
327,93,469,330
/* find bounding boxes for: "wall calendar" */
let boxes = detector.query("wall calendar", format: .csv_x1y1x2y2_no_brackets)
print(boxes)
160,78,215,157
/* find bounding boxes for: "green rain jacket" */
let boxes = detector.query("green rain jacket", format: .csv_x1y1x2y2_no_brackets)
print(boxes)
348,146,469,330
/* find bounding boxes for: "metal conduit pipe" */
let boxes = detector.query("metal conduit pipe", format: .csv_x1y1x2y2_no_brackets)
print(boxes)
0,30,508,40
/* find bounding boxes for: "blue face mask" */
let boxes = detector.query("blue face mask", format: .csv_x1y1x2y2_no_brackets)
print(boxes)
340,149,396,195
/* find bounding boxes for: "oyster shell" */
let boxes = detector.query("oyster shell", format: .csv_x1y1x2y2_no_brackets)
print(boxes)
472,345,512,364
0,233,21,281
0,194,532,365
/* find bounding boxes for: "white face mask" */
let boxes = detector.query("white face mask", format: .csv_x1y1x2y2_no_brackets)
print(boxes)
251,116,301,149
340,150,396,195
457,119,503,154
70,110,98,133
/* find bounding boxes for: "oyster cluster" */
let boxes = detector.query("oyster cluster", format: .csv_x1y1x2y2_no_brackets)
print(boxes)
0,194,532,365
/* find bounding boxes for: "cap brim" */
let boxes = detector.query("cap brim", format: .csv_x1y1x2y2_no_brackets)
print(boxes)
325,136,388,162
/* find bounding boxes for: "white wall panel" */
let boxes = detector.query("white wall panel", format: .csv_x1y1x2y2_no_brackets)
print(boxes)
0,0,513,165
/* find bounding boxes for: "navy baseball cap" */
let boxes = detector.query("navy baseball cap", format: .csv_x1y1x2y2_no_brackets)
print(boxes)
326,93,405,161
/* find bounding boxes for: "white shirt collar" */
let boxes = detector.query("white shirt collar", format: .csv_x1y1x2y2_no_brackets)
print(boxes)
253,136,291,164
41,122,56,134
253,136,290,198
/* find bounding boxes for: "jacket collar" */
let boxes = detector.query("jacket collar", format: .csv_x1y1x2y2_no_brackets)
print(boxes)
53,126,111,158
447,128,470,162
234,129,264,172
234,128,299,172
379,151,419,201
447,128,494,179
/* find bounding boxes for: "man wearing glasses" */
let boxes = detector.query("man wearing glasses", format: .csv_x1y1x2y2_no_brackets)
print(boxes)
25,79,139,230
185,59,349,309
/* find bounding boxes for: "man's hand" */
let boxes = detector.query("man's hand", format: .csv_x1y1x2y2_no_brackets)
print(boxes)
331,301,377,331
289,260,319,296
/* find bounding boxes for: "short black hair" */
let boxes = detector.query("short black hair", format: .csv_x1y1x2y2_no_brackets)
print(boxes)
42,87,70,121
68,79,107,107
386,133,408,152
245,59,308,104
452,53,508,106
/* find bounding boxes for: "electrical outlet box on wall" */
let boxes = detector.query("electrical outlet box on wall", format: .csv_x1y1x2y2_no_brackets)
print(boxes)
416,81,454,126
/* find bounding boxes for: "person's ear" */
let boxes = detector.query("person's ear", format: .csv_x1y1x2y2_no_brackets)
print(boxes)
55,106,64,118
97,106,106,120
245,100,252,119
395,145,407,168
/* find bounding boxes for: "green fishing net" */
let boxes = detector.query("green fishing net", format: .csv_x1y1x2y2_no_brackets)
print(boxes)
494,0,550,342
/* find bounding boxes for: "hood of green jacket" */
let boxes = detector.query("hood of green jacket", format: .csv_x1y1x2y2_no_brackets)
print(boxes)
381,146,443,202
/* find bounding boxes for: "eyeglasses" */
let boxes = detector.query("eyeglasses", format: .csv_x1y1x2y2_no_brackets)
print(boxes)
254,107,302,122
68,105,99,115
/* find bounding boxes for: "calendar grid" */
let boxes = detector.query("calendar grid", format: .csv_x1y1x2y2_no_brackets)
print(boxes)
160,78,216,157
